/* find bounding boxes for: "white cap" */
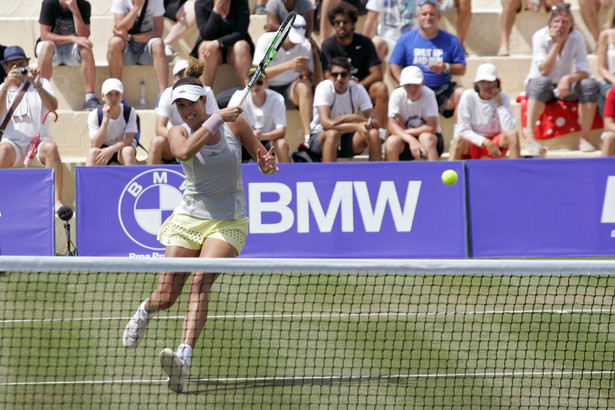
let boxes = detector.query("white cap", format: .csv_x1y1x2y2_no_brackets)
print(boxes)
173,59,189,76
101,78,124,95
399,66,424,85
474,63,498,82
288,15,307,44
171,84,205,103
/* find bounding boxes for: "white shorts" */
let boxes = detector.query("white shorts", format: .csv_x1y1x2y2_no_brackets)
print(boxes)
0,139,43,167
35,41,82,66
123,38,164,65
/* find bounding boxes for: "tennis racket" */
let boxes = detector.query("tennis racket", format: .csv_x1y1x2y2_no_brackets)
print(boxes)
235,11,297,105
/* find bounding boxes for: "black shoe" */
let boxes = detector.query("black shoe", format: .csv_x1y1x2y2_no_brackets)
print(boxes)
84,97,102,110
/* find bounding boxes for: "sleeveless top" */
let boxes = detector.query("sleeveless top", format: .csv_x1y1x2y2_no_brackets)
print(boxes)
178,122,247,220
608,30,615,75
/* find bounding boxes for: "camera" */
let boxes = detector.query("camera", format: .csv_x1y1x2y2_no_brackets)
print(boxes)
17,67,29,76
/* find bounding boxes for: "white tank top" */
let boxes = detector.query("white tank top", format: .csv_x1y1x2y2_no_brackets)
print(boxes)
178,123,247,220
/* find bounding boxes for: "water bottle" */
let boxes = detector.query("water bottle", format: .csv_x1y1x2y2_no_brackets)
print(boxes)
139,81,147,108
23,133,41,168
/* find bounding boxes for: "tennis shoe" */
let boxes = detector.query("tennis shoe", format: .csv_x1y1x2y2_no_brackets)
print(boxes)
160,348,188,393
122,303,151,348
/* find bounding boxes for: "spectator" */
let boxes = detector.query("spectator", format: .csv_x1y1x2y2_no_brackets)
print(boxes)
0,45,6,83
108,0,169,98
362,0,417,65
255,0,268,14
162,0,197,59
524,4,600,154
601,86,615,156
597,6,615,86
498,0,564,56
228,67,290,162
449,63,521,160
86,78,138,166
36,0,101,110
578,0,613,46
149,59,219,164
318,0,368,44
0,46,68,212
321,2,389,141
386,65,442,161
253,15,318,145
192,0,254,87
265,0,315,38
308,57,381,161
436,0,472,49
389,0,466,119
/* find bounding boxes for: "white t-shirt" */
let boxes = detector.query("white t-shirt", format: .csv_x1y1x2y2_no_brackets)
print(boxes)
526,27,590,84
111,0,165,34
253,32,313,87
88,103,139,146
310,80,373,135
157,85,218,128
228,88,286,133
1,79,54,144
456,88,516,146
365,0,416,41
388,85,440,133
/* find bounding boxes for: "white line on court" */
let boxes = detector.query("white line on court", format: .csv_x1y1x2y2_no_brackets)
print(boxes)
1,307,613,324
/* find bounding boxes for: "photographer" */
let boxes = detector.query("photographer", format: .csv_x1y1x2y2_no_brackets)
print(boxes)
0,46,70,214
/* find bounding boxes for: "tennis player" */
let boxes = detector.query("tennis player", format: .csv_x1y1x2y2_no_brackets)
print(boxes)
122,57,278,393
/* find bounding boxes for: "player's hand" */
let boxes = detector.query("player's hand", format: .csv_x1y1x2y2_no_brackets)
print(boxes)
218,106,242,123
483,138,501,158
257,146,279,175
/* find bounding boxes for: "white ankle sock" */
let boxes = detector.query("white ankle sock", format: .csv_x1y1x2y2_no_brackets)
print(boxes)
138,299,152,319
177,344,193,366
85,92,95,101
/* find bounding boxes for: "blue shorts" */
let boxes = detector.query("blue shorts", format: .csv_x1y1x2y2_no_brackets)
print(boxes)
124,38,163,66
35,41,81,66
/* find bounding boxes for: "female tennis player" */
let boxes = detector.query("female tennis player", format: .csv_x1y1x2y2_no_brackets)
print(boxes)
122,57,278,393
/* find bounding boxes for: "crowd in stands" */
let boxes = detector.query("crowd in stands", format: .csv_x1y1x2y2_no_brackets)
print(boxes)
2,0,615,213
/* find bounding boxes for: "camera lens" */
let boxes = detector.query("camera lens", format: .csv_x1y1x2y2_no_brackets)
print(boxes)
18,67,28,76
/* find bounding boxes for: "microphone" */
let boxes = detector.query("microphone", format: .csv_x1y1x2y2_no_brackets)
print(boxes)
57,205,74,221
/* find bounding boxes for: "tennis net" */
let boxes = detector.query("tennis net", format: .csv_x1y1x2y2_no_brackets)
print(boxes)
1,257,615,408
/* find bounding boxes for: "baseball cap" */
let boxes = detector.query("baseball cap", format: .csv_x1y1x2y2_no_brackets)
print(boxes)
399,66,424,85
1,46,29,64
173,59,189,76
474,63,498,82
101,78,124,95
288,15,307,44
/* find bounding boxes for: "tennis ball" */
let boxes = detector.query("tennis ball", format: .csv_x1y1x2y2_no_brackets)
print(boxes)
441,169,458,186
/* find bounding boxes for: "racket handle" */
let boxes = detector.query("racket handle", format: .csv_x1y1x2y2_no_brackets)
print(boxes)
235,86,251,106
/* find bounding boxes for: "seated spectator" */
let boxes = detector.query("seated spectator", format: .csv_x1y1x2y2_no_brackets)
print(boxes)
308,57,381,161
265,0,315,38
318,0,368,44
498,0,564,56
321,2,389,140
449,63,520,160
228,67,290,162
0,46,68,212
386,66,442,161
578,0,613,46
524,4,600,154
436,0,472,50
36,0,101,110
254,15,318,145
162,0,197,59
86,78,138,166
192,0,254,87
389,0,466,119
108,0,169,99
597,7,615,87
600,87,615,156
149,59,219,164
362,0,416,66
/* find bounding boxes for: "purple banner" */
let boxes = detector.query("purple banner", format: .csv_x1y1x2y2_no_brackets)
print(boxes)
76,163,468,258
467,157,615,257
0,169,55,255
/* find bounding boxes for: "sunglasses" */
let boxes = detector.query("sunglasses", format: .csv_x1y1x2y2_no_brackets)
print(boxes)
330,71,349,78
253,79,264,86
551,3,571,12
418,0,438,5
332,19,351,26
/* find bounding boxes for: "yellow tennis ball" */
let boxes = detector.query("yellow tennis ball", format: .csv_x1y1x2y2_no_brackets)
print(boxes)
441,169,458,186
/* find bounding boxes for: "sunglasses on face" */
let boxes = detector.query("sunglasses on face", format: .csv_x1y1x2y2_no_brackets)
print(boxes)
418,0,437,5
551,3,571,12
332,19,351,26
330,71,349,78
254,79,264,86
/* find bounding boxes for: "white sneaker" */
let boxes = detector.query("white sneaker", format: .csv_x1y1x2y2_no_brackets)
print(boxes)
165,44,177,60
122,302,151,348
160,348,188,393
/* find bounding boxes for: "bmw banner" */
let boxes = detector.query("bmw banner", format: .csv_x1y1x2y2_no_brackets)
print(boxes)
0,168,55,256
76,163,468,258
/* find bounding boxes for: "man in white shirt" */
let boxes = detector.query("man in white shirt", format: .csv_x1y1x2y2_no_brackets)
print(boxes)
386,65,442,161
308,57,381,161
228,67,290,162
253,15,318,145
108,0,169,100
0,46,68,212
362,0,416,64
524,4,600,154
149,59,218,164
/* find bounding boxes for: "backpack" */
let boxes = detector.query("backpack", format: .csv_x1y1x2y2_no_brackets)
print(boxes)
96,104,147,153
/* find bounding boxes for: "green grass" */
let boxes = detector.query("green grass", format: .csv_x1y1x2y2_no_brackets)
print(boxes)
1,271,615,408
